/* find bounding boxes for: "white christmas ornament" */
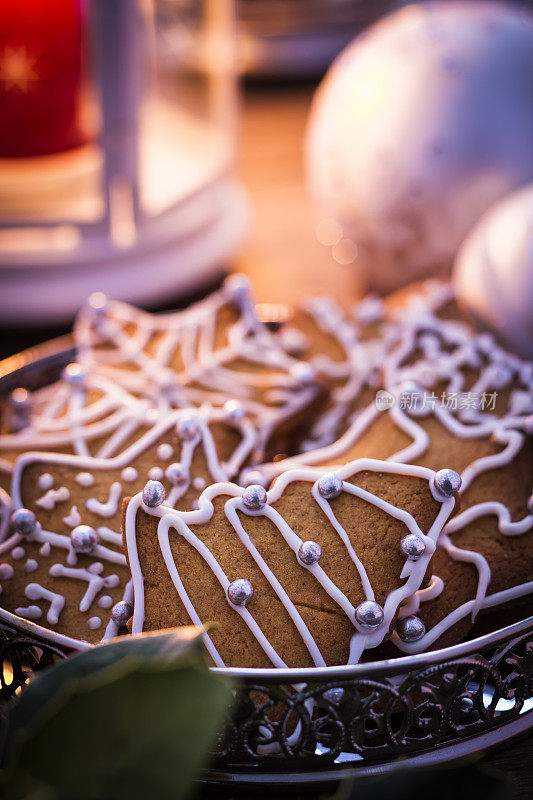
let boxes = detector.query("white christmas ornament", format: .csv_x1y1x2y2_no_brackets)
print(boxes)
454,184,533,360
306,1,533,293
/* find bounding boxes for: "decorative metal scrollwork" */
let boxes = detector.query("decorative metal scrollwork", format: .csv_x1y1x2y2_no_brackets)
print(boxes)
0,615,531,779
0,623,69,703
213,627,533,767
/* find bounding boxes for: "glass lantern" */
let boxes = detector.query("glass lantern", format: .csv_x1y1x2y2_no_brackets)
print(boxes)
0,0,246,325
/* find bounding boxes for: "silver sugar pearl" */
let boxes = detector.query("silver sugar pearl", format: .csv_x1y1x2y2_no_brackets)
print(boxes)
323,687,344,705
400,533,426,561
434,468,462,498
224,274,250,305
224,399,245,422
62,362,87,387
355,600,384,630
9,387,30,412
11,508,38,537
70,525,99,554
528,494,533,515
142,480,166,508
317,472,343,500
165,463,189,486
298,540,322,565
111,600,134,627
291,361,316,385
242,484,267,510
227,578,254,606
7,388,31,431
396,615,426,643
177,417,198,441
398,379,419,397
88,291,108,315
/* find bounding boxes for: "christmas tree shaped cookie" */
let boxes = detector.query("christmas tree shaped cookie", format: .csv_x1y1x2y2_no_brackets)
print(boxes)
122,459,458,667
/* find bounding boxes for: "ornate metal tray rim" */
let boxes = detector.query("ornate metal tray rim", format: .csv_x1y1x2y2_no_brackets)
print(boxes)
1,330,532,786
1,603,532,680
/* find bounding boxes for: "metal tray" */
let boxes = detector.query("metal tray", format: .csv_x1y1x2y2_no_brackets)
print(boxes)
0,339,532,788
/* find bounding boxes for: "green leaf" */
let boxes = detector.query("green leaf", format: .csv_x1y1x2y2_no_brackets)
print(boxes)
1,628,233,800
3,627,206,753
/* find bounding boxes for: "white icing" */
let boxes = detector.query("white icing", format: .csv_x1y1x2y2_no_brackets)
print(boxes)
121,467,138,483
63,505,82,527
11,547,25,560
24,559,38,573
0,563,14,579
15,605,42,620
85,482,122,518
88,616,102,630
49,563,120,612
76,472,95,488
36,486,70,510
148,467,164,481
37,473,54,491
157,443,173,461
25,583,64,625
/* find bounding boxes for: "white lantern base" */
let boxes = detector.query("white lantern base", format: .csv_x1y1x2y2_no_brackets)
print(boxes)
0,177,248,325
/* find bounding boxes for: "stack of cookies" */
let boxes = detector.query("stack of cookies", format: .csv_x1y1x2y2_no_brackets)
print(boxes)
1,275,531,667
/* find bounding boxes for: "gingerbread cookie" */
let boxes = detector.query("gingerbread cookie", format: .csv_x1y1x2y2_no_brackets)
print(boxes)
0,364,152,495
74,275,328,460
122,459,458,667
274,281,459,454
250,287,533,496
390,433,533,653
0,406,256,643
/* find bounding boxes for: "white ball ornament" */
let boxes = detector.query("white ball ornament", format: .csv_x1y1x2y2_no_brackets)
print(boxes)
306,1,533,293
454,184,533,360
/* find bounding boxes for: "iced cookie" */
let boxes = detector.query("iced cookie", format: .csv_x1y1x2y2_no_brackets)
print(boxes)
250,287,533,495
74,275,328,460
276,295,386,452
122,459,458,667
0,407,256,643
275,281,459,453
392,469,533,654
0,365,152,495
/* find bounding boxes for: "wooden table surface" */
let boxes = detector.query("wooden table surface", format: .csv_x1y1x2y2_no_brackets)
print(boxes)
236,83,365,308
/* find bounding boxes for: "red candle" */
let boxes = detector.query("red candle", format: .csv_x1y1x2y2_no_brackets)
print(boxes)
0,0,86,157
